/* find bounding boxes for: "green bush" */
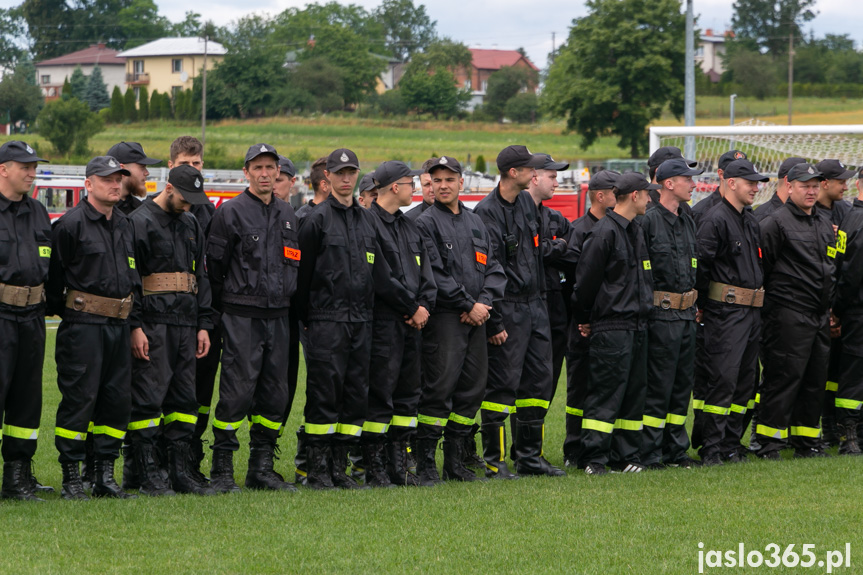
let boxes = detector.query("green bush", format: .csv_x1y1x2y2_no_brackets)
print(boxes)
36,98,104,156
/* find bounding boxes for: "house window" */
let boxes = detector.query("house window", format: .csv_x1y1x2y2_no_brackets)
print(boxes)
465,78,471,90
41,75,50,85
134,60,145,74
172,59,183,73
481,80,488,92
695,46,705,57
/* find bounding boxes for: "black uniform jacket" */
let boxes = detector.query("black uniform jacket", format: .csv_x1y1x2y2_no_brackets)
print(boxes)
692,190,722,227
404,201,431,222
129,199,213,330
538,202,578,295
415,200,505,316
369,202,436,321
816,198,850,228
568,210,601,319
575,210,653,332
835,199,863,317
296,194,378,323
206,189,299,317
295,200,316,220
642,201,698,321
695,198,763,310
47,198,140,324
754,192,784,223
190,202,216,236
0,193,52,320
116,194,142,216
760,201,836,314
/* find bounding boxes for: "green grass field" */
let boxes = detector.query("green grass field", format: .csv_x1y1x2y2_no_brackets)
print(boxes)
2,327,861,574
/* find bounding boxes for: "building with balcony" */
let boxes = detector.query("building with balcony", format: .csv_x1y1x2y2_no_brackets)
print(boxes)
34,43,125,101
453,49,539,111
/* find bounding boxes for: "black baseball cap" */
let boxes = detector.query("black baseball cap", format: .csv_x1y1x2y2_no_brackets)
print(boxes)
244,143,278,164
496,145,545,173
787,163,824,182
718,149,747,172
86,156,131,178
168,165,209,205
815,159,855,180
359,172,377,193
778,157,807,179
374,161,421,189
656,158,705,182
723,159,769,182
427,156,462,175
326,148,360,172
588,169,621,191
648,146,696,169
537,153,570,171
278,155,297,177
616,172,660,196
106,141,161,165
0,141,46,163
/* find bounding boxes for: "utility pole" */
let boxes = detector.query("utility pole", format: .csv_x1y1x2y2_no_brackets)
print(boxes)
684,0,695,160
787,29,794,125
201,35,208,147
552,31,555,60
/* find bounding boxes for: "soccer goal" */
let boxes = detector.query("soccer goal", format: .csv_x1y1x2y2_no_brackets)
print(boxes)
649,120,863,206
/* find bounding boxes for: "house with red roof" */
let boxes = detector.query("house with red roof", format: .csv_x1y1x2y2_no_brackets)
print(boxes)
35,44,126,101
454,48,539,110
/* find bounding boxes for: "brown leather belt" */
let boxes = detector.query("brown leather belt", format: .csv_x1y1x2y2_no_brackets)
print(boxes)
708,282,764,308
0,283,44,307
141,272,197,295
653,290,698,310
65,290,133,319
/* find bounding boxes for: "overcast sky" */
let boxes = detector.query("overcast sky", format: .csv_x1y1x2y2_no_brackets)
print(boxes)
3,0,860,69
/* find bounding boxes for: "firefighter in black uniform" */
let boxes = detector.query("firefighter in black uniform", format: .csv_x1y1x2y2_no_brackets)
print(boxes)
754,157,805,223
295,148,379,490
475,145,565,478
0,141,51,501
107,142,161,215
414,156,506,483
647,146,697,210
205,144,299,493
690,150,747,227
47,156,140,500
405,160,435,221
365,161,436,486
563,170,618,467
640,159,702,469
575,172,654,475
694,159,766,465
127,165,215,496
357,172,379,209
756,162,836,459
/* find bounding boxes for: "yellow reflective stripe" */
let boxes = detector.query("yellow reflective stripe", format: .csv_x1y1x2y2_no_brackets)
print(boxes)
127,418,161,431
362,421,389,434
448,412,475,426
642,415,667,429
755,393,761,403
390,415,417,428
836,398,863,410
197,405,211,415
614,418,643,431
336,423,362,437
2,424,38,440
666,413,687,425
250,414,281,431
692,399,705,411
92,425,126,439
703,404,730,416
730,403,748,414
305,423,336,435
756,424,788,439
212,418,244,431
481,401,514,414
498,426,505,461
55,427,87,441
87,421,94,432
417,414,448,427
164,412,197,425
826,381,839,392
565,406,583,417
515,398,550,410
747,398,757,410
790,426,821,438
582,419,614,434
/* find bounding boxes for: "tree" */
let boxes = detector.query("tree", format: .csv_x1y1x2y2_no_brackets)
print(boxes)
149,89,161,119
0,60,45,128
272,57,344,113
399,39,472,117
505,93,540,124
137,86,149,120
170,11,201,36
68,66,87,102
124,87,137,122
543,0,686,158
372,0,437,61
484,66,536,121
0,8,26,70
85,66,111,112
157,92,172,119
36,98,104,155
117,0,171,49
731,0,817,56
109,86,125,122
726,48,778,99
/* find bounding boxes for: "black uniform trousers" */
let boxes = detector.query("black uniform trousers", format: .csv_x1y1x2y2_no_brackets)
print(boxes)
366,318,421,438
55,322,131,463
642,319,696,466
129,322,198,444
563,321,589,462
580,329,647,466
690,322,707,449
837,313,863,422
697,304,760,458
546,290,569,401
194,321,222,432
481,297,554,425
212,313,290,451
0,315,45,461
757,302,829,453
822,337,842,431
303,320,371,445
417,312,487,440
283,307,301,432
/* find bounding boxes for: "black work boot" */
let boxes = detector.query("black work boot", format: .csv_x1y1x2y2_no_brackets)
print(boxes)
837,419,863,455
331,442,369,490
822,412,839,449
245,445,298,491
462,424,486,470
134,443,175,497
25,461,54,494
188,437,209,485
387,437,432,487
305,442,335,490
747,413,761,452
294,426,308,486
121,443,140,490
481,422,519,479
82,434,95,491
407,433,417,475
415,437,443,485
349,445,365,484
514,420,566,477
92,459,137,499
209,449,241,494
168,441,216,495
361,436,395,488
60,461,90,500
442,435,486,482
1,460,43,501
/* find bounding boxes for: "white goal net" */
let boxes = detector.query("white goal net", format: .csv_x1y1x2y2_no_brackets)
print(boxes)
649,120,863,206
